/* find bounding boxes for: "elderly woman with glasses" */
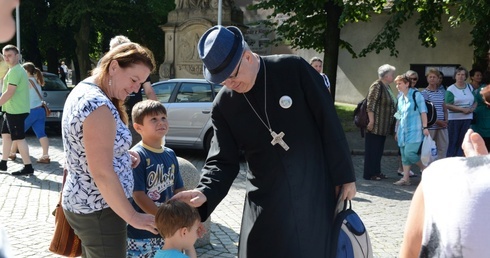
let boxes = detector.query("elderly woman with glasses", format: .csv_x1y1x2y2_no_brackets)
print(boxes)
445,66,477,157
406,70,419,88
363,64,398,181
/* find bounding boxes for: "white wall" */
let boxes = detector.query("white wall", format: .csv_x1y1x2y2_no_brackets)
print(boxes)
235,1,474,104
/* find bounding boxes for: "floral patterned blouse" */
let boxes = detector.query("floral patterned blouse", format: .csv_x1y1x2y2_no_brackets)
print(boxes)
61,79,133,214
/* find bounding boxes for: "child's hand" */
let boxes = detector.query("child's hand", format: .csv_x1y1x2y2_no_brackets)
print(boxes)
197,222,207,238
129,150,140,168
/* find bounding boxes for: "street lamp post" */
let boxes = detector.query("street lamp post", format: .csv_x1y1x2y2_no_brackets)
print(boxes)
16,6,20,51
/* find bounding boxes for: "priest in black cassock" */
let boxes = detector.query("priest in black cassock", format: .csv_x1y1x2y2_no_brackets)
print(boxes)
173,25,357,257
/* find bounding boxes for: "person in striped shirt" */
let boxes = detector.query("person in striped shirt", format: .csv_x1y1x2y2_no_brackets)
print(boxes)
421,68,448,161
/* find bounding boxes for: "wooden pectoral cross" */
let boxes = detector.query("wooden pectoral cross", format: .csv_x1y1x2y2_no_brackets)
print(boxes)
270,130,289,151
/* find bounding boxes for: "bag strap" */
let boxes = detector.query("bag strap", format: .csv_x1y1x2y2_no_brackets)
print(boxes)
29,79,45,102
412,90,420,111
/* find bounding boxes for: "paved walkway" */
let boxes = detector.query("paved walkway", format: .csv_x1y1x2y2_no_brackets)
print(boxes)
0,132,418,258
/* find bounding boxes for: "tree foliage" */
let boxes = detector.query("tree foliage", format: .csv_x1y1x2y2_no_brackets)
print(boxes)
4,0,174,83
250,0,490,100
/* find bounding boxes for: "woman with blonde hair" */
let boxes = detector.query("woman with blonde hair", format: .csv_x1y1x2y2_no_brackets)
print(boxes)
9,62,50,163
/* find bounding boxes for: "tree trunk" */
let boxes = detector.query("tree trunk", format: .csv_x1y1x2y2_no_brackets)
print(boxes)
324,2,343,102
74,14,91,82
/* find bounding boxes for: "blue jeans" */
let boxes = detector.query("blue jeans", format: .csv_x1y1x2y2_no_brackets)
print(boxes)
447,119,471,157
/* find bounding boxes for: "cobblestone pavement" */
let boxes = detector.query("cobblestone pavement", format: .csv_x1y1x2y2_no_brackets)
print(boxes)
0,134,419,257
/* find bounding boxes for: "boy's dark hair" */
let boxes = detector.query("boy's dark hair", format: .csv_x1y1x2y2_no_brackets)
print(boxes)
155,199,201,239
131,99,167,125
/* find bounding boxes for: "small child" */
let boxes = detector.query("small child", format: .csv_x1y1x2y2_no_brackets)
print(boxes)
126,100,185,258
154,199,201,258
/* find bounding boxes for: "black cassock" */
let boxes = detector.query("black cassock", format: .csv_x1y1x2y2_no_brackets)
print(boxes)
197,55,356,257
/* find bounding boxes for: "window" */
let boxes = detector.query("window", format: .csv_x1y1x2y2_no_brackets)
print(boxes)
176,83,212,102
153,82,176,103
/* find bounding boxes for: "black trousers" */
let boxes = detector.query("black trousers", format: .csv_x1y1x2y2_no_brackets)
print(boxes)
363,132,386,179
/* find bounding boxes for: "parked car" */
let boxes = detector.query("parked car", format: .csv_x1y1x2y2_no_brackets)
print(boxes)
146,78,222,152
41,72,71,124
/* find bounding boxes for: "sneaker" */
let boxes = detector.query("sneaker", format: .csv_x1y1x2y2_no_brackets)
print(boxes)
12,166,34,176
393,178,411,186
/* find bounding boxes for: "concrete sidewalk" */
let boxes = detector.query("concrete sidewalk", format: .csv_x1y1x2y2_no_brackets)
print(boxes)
0,134,415,258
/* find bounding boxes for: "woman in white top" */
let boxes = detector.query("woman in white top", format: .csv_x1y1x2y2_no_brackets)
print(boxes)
9,62,50,163
444,66,476,157
62,43,158,257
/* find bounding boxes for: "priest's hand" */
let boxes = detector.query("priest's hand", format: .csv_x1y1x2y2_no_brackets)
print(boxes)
171,189,207,207
463,129,488,157
336,182,356,201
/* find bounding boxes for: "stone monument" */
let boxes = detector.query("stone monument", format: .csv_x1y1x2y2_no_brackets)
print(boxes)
159,0,244,80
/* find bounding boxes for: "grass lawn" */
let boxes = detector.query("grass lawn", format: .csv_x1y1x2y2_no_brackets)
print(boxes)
335,103,357,132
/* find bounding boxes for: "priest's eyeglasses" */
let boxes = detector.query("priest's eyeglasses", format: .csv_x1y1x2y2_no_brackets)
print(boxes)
227,55,243,80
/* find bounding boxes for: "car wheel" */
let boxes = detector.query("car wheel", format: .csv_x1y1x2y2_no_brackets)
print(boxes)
204,130,214,153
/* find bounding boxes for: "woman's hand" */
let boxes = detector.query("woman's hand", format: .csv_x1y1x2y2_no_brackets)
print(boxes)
435,120,447,128
462,107,473,114
367,121,374,131
128,212,158,235
423,128,430,136
129,150,140,168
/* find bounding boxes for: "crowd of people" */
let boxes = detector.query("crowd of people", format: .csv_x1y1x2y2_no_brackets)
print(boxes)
360,63,490,185
1,5,490,255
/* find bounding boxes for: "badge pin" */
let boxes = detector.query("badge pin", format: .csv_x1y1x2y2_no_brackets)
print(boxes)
279,96,293,109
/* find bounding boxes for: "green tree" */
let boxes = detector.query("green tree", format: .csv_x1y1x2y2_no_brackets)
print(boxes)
251,0,490,100
10,0,174,84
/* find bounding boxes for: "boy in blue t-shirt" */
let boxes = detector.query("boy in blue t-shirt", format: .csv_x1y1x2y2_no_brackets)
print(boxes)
154,199,201,258
127,100,185,258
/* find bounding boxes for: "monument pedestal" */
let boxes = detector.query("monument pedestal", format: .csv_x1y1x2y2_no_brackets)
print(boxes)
159,0,244,80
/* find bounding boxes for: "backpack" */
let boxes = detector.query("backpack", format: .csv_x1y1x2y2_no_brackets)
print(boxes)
353,99,369,129
412,91,437,127
353,85,382,137
331,199,373,258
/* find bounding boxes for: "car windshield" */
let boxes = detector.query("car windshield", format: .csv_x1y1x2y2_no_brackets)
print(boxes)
43,73,69,91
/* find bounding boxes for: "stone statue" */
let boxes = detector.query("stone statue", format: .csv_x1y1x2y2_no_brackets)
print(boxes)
175,0,210,9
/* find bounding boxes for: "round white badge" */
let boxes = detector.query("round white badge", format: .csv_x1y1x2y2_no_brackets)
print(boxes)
279,95,293,109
